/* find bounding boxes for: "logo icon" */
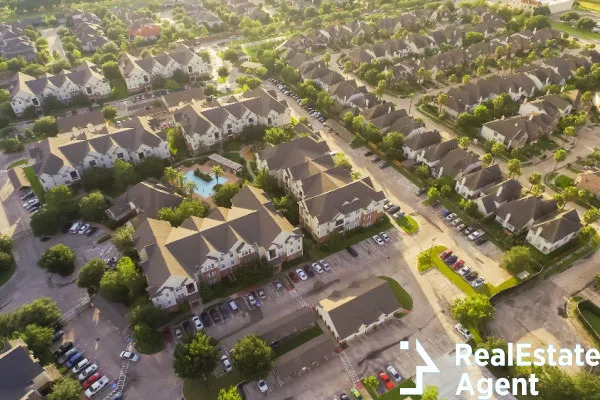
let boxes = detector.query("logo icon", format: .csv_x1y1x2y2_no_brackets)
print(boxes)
399,340,440,395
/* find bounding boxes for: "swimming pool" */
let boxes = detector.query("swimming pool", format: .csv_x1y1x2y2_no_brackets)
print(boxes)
183,170,230,197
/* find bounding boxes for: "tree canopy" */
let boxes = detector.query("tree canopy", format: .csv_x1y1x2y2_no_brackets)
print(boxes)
232,334,274,380
38,244,76,276
172,331,219,379
451,294,495,330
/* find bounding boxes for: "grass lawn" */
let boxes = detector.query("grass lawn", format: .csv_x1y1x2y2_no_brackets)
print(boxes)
378,379,422,400
134,337,165,355
550,21,600,40
7,159,27,169
554,174,574,190
273,324,323,358
183,369,245,400
379,276,413,310
109,78,130,100
23,166,44,201
580,306,600,335
0,263,16,288
223,151,244,165
396,215,418,234
579,1,600,11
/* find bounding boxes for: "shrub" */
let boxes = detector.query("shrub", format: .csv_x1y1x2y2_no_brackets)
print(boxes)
193,168,212,182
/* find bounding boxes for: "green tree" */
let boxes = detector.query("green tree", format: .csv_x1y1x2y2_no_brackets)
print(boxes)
553,149,567,172
364,375,378,391
213,183,240,207
81,167,114,192
46,185,78,217
583,208,599,226
232,334,273,380
218,387,242,400
481,153,493,167
533,5,551,15
437,92,448,114
167,127,191,160
254,168,278,194
0,251,13,271
528,173,542,192
30,208,63,237
564,126,577,143
507,159,522,178
458,136,472,150
322,51,331,67
77,258,107,292
99,269,130,303
264,127,294,145
20,324,53,358
48,377,81,400
217,65,229,78
500,246,531,274
477,337,508,364
316,91,334,113
427,187,441,203
112,225,135,252
128,303,169,329
440,184,453,198
211,165,224,184
114,159,138,190
101,61,121,79
173,331,219,379
79,191,107,222
422,386,439,400
416,164,430,179
452,294,495,330
375,79,387,99
333,153,352,170
32,116,58,137
116,256,145,298
38,244,76,276
102,105,118,121
379,131,404,160
0,234,14,253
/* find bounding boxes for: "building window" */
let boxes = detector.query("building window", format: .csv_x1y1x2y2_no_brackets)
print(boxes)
267,117,272,126
186,283,196,293
89,160,97,167
117,153,124,159
86,87,92,95
268,249,277,259
248,117,254,124
138,152,145,160
335,219,344,227
32,98,39,106
188,66,192,73
69,171,79,179
143,75,149,83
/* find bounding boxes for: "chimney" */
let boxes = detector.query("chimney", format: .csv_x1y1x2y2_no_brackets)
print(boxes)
535,226,542,239
529,114,534,121
504,213,511,224
496,185,503,198
388,106,392,113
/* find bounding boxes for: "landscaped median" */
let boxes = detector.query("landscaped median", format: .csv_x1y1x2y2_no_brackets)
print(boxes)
183,369,244,400
361,377,421,400
417,245,519,297
23,165,44,201
396,215,418,234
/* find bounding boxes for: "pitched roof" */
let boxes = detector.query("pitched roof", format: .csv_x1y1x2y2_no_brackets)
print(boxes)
260,136,331,171
318,277,401,339
461,164,502,191
162,88,205,108
108,179,183,220
56,111,105,133
483,113,557,144
403,130,442,151
302,178,385,223
496,196,557,232
435,148,480,178
530,209,581,244
0,343,44,400
298,166,353,199
422,139,458,162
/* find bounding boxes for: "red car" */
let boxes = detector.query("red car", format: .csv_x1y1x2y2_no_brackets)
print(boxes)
288,271,299,283
82,372,102,389
378,371,394,390
452,260,465,270
439,249,452,260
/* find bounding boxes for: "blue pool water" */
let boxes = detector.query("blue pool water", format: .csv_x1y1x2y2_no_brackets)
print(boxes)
183,170,230,197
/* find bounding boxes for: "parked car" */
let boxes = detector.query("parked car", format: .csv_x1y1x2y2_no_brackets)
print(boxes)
472,278,485,288
209,308,221,324
451,218,462,227
69,222,83,234
182,320,193,335
386,365,402,382
228,300,239,312
85,375,109,398
319,260,331,272
65,353,83,368
273,280,284,290
455,323,473,340
452,260,465,270
54,341,73,358
383,202,392,211
72,358,90,374
23,198,37,208
257,288,267,299
120,351,140,362
192,315,203,330
302,264,315,278
78,363,99,381
221,355,233,372
416,187,427,196
440,209,451,217
468,229,485,240
465,271,478,281
296,268,308,280
346,246,358,257
387,205,400,214
372,156,381,163
59,348,78,364
363,150,373,156
463,226,475,235
82,372,102,389
372,234,385,246
311,262,323,274
20,191,35,201
393,211,405,219
288,270,300,282
219,302,232,318
78,224,91,235
445,213,457,222
340,393,350,400
257,379,268,393
456,223,466,231
439,249,452,259
379,161,390,169
26,201,40,211
474,236,488,245
52,329,65,343
379,232,390,242
200,312,212,327
86,226,98,237
458,266,471,276
444,255,458,265
350,387,363,399
378,371,394,390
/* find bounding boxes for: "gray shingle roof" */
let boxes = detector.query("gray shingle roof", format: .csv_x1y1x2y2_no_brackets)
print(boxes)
0,344,44,400
260,136,331,171
496,196,557,232
403,130,441,151
530,209,581,243
461,164,502,191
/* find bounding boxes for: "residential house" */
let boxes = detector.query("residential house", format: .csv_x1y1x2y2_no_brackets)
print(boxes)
56,110,105,134
431,148,481,179
283,155,353,200
455,164,503,199
0,23,37,61
118,43,210,93
316,277,401,343
495,196,557,234
302,66,344,91
129,24,161,41
329,80,377,110
106,179,183,222
526,209,581,254
134,185,303,308
174,88,290,153
480,113,558,149
369,110,424,135
575,172,600,198
0,339,61,399
405,34,436,55
416,138,458,167
29,116,170,190
476,179,523,217
181,4,223,28
71,22,109,52
299,177,385,242
160,87,205,110
519,94,572,117
256,136,332,186
402,130,442,160
9,61,111,116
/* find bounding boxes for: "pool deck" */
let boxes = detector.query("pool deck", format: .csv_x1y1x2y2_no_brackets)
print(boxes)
179,163,240,202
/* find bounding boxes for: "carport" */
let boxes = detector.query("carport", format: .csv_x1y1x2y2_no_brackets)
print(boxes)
7,167,30,191
258,308,316,346
273,335,336,384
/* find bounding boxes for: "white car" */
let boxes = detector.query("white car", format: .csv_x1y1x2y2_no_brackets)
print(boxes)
472,278,485,288
392,211,405,219
78,363,98,381
72,358,90,374
78,223,91,235
311,262,323,274
451,218,462,226
372,234,385,246
69,221,83,234
386,365,402,382
23,198,37,208
85,376,109,398
458,266,471,276
379,232,390,242
319,260,331,272
445,213,457,222
192,315,203,330
221,355,233,372
120,351,140,362
296,268,308,280
247,294,257,307
468,230,485,240
257,379,268,393
455,323,473,340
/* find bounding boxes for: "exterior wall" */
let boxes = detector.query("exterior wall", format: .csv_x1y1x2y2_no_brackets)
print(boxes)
402,146,421,160
526,229,577,254
10,91,40,115
455,181,479,199
480,125,507,145
316,307,396,343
